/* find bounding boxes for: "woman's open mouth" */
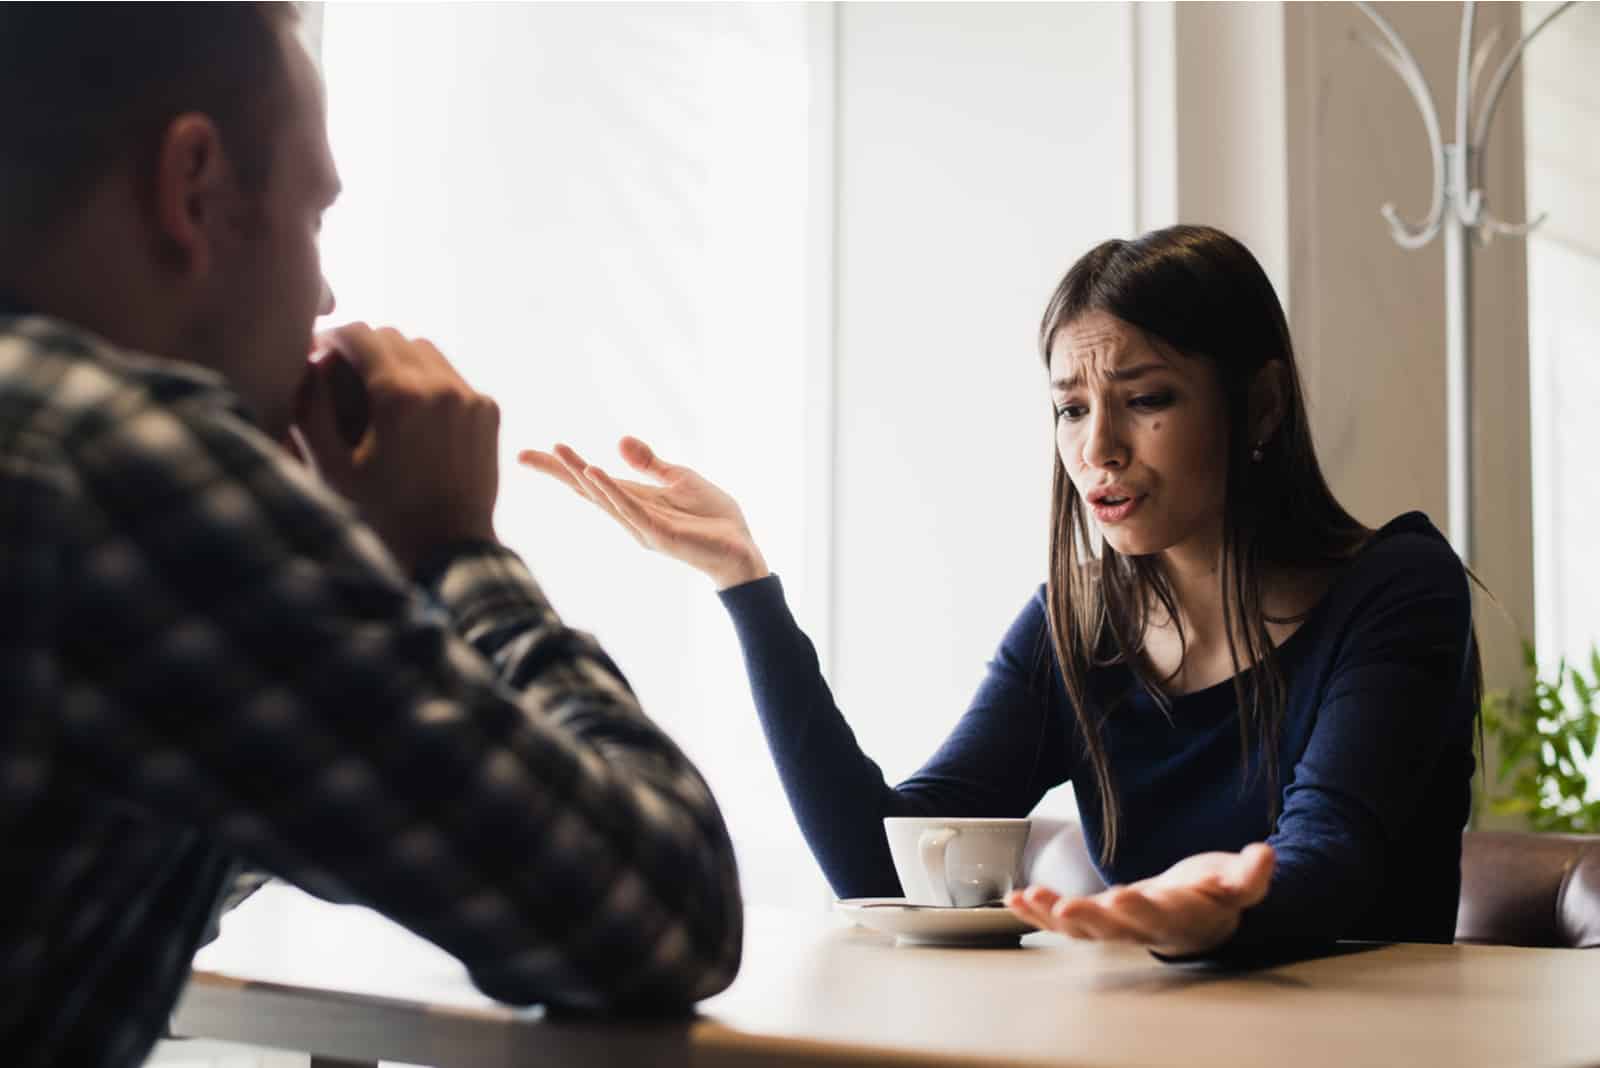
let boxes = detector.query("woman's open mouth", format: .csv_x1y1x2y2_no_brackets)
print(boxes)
1090,494,1144,524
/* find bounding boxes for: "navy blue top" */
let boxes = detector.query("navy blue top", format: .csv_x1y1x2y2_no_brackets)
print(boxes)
720,512,1477,951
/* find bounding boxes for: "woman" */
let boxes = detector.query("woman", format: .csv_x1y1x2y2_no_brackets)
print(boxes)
520,225,1479,960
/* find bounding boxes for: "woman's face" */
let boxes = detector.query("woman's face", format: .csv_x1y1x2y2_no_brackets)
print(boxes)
1048,310,1232,561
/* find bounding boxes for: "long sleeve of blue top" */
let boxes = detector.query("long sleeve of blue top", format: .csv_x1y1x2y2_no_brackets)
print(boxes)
718,512,1476,951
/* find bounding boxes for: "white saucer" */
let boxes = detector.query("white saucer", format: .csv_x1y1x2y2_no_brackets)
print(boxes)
835,897,1034,947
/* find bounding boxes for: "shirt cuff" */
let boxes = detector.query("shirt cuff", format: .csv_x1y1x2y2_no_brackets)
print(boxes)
717,572,787,618
417,541,558,643
413,538,507,586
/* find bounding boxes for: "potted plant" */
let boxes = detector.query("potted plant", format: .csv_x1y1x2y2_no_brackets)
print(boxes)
1480,642,1600,833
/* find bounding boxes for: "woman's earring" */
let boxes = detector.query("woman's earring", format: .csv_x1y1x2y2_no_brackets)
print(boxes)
1250,441,1265,463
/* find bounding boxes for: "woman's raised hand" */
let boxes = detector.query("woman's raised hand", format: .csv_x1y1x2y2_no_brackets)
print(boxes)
518,437,771,590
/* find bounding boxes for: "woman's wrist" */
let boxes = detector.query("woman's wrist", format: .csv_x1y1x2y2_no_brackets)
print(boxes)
712,545,771,591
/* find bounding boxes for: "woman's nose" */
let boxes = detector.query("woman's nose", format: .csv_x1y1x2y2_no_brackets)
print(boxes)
1081,410,1128,470
318,277,336,317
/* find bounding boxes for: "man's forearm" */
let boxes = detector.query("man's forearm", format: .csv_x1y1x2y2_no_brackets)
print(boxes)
421,543,744,1008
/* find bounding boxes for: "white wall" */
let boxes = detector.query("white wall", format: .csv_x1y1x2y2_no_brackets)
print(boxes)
828,3,1134,813
1170,2,1290,298
1284,1,1533,691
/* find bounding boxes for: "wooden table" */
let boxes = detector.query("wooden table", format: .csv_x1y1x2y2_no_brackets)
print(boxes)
173,882,1600,1068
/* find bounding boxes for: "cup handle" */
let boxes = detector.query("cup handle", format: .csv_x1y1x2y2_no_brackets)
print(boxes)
917,827,959,907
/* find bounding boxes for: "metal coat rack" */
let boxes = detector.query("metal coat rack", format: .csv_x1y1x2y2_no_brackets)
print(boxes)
1354,0,1576,567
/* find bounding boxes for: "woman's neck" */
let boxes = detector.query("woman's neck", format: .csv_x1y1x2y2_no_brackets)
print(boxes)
1144,535,1332,695
1153,534,1227,642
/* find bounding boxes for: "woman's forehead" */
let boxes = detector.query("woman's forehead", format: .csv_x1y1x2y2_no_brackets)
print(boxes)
1048,312,1177,385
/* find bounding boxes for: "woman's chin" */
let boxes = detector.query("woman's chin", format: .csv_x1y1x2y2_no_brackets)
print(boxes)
1101,528,1170,558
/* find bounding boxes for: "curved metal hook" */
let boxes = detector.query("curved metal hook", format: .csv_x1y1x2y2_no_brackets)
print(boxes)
1454,2,1483,225
1480,207,1550,244
1355,2,1446,248
1469,25,1501,104
1466,1,1577,237
1472,1,1577,169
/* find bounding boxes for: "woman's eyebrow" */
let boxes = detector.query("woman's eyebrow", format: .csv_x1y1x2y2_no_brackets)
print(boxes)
1051,362,1170,392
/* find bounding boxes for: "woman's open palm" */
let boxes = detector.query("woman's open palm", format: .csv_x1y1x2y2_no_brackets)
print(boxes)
518,437,770,590
1006,842,1275,957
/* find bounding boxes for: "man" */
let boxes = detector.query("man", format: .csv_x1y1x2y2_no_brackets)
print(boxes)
0,6,742,1066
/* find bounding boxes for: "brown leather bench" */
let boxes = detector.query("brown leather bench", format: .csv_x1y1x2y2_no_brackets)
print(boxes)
1022,820,1600,948
1455,830,1600,948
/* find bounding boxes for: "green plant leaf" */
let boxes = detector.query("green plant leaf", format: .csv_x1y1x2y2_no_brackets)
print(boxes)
1579,712,1599,757
1480,642,1600,835
1572,672,1593,710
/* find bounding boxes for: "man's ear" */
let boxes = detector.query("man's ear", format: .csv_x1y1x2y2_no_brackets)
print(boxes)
1248,360,1289,447
152,113,234,280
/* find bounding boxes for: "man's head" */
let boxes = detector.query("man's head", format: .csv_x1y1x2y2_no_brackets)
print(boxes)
0,3,340,439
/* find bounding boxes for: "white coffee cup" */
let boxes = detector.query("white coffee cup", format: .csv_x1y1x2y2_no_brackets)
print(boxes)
883,817,1031,907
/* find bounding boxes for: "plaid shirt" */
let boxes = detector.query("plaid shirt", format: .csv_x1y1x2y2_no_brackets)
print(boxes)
0,310,743,1068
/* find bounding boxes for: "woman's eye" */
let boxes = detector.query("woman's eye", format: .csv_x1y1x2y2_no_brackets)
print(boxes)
1129,392,1174,411
1054,404,1087,422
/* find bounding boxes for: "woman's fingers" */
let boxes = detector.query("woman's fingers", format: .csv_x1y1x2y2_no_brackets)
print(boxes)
1009,886,1095,940
1007,886,1067,932
619,436,683,482
552,442,592,473
556,446,621,505
1054,896,1148,943
1010,883,1207,946
544,444,643,539
1017,885,1061,912
552,444,658,496
587,465,666,545
551,445,605,503
517,449,585,496
1005,887,1054,930
1091,886,1171,944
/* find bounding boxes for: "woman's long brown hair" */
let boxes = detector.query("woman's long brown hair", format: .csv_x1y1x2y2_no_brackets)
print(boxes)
1040,225,1378,865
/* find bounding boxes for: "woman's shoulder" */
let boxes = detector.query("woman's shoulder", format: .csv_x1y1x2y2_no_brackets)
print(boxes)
1018,561,1106,641
1013,582,1053,645
1009,578,1120,683
1319,510,1471,625
1349,511,1466,584
1023,559,1104,609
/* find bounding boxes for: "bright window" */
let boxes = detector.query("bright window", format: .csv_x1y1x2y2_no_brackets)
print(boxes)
319,2,828,907
1524,3,1600,673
